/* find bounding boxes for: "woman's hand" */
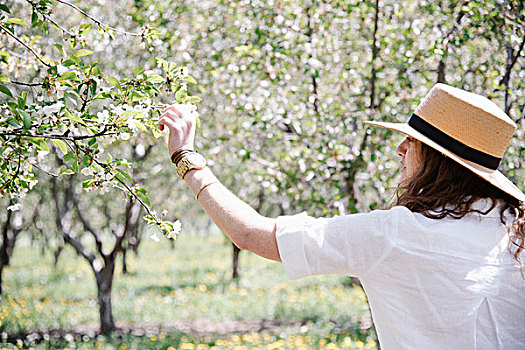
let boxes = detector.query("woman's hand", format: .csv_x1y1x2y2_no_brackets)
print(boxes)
158,104,198,159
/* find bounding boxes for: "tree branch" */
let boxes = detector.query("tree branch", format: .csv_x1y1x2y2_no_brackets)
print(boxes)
369,0,380,109
110,198,136,259
71,193,104,256
1,126,115,141
71,139,162,226
55,0,141,37
1,199,15,267
0,25,52,67
25,0,76,37
437,1,469,83
499,35,525,114
52,177,96,265
305,3,319,117
6,80,44,87
63,231,96,265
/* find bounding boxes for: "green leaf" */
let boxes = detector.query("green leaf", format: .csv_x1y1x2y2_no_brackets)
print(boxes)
17,109,31,129
0,75,10,83
82,179,95,188
63,109,86,125
105,77,122,90
116,168,133,183
185,96,202,104
6,18,29,26
79,23,92,35
175,89,187,103
54,44,65,57
26,137,49,152
146,73,165,83
183,76,197,84
60,71,78,81
21,90,28,106
91,66,101,76
59,165,74,175
131,91,147,102
82,154,91,166
52,139,68,155
63,152,75,161
133,67,143,76
135,187,150,206
73,49,94,57
17,95,25,109
0,84,13,99
0,4,10,13
72,160,79,173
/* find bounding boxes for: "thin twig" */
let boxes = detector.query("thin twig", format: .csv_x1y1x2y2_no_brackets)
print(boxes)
70,139,161,226
55,0,141,37
6,80,43,87
1,127,115,140
0,25,52,67
499,35,525,87
25,0,76,37
11,146,59,177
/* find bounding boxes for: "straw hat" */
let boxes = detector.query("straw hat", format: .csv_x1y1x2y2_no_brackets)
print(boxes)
365,83,525,202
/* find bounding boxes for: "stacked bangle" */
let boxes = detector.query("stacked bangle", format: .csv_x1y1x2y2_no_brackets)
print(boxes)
171,149,193,165
196,181,219,201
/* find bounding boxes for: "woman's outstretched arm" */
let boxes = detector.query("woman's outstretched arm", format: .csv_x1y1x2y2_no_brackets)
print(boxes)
158,104,280,262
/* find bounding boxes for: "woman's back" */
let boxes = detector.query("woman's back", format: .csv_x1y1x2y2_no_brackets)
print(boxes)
362,201,525,349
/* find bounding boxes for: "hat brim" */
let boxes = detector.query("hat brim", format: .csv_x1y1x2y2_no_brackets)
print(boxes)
365,120,525,202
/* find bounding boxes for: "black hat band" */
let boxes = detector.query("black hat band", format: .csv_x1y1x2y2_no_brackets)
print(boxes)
408,113,501,170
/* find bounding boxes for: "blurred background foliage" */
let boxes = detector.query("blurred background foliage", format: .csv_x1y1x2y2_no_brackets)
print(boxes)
0,0,524,347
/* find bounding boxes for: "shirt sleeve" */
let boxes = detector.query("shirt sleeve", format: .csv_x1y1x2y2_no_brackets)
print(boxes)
275,208,400,279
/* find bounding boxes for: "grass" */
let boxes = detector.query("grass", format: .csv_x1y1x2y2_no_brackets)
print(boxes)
0,232,377,349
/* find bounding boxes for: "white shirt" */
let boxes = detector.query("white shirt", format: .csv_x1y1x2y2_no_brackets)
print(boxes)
275,200,525,349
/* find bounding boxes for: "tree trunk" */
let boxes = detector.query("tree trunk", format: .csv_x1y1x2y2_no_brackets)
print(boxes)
437,59,446,83
54,244,64,267
122,246,128,274
232,243,241,281
0,204,14,296
0,262,4,296
95,260,116,335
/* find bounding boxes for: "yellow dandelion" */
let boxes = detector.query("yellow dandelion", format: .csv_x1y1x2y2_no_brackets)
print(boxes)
365,341,377,349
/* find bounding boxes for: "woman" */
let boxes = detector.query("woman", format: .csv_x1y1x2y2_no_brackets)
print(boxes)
158,83,525,349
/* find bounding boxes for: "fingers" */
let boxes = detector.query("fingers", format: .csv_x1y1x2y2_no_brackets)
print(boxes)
162,105,182,117
158,116,180,132
158,106,182,131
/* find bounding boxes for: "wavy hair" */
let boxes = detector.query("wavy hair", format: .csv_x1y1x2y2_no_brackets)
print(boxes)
394,140,525,271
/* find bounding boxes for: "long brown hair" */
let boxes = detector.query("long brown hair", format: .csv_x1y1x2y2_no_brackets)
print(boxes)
394,140,525,268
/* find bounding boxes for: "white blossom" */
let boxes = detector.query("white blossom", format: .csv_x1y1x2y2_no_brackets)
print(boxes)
166,220,182,239
81,167,93,176
150,232,160,242
126,118,139,131
172,103,199,119
57,65,69,75
7,203,21,211
97,110,110,124
99,182,111,194
42,101,64,116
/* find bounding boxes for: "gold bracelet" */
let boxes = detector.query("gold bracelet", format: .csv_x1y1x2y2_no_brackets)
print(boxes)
195,181,219,201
